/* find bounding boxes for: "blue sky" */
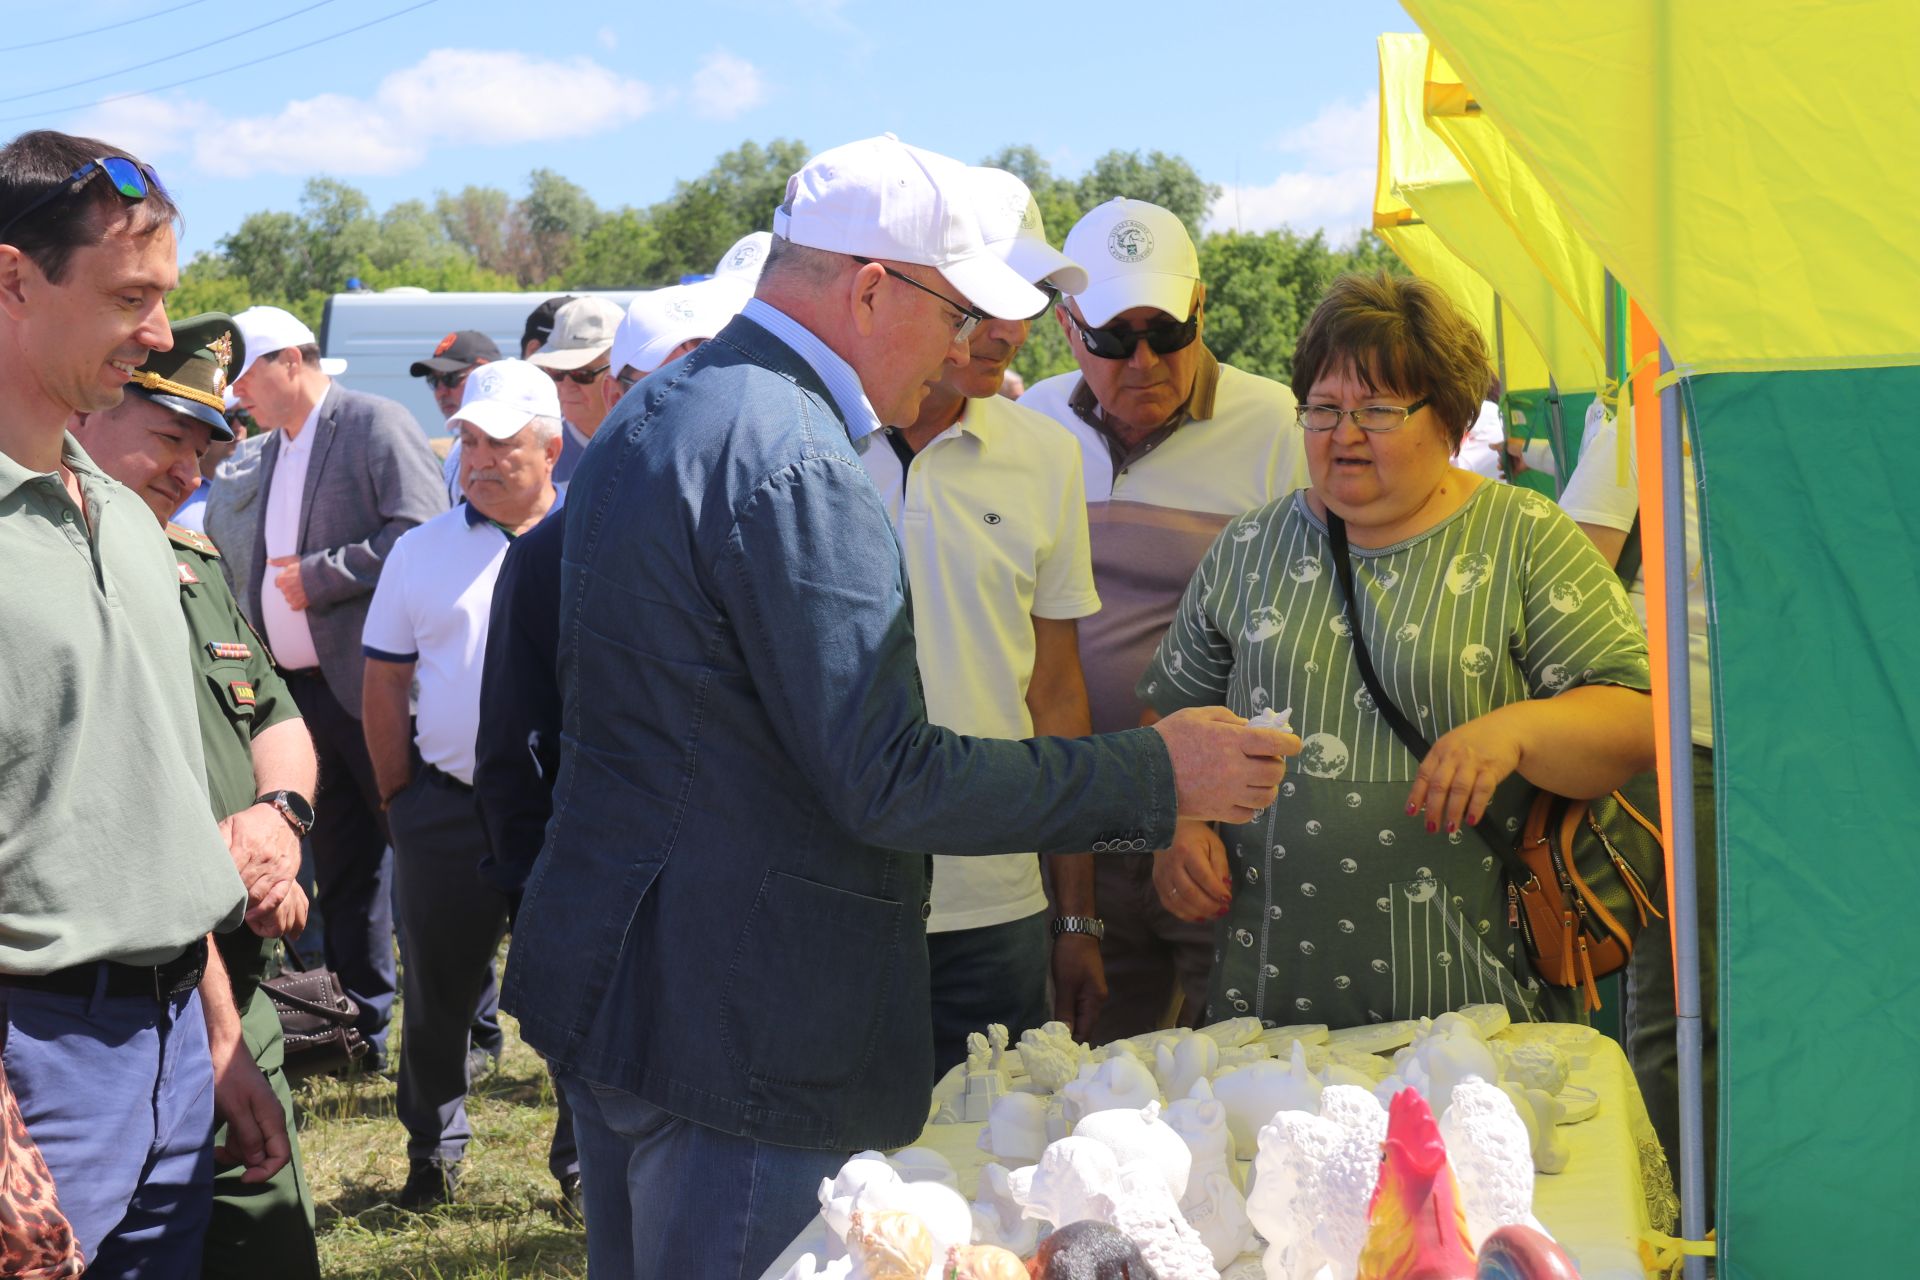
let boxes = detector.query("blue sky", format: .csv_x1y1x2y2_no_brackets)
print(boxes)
8,0,1412,262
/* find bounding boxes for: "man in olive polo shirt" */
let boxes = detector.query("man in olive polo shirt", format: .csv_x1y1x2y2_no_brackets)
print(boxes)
71,311,323,1280
0,129,249,1271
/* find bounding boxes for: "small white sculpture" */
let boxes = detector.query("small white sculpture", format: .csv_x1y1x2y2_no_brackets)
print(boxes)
1499,1080,1571,1174
962,1027,1013,1122
1438,1076,1551,1245
1153,1029,1221,1102
1211,1041,1324,1155
976,1092,1050,1163
1073,1099,1191,1201
1491,1038,1572,1096
1060,1052,1160,1125
1164,1081,1253,1266
1454,1002,1512,1038
1197,1016,1265,1048
819,1154,902,1239
1389,1018,1500,1117
988,1023,1010,1070
1007,1138,1220,1280
888,1146,959,1190
1246,1085,1387,1280
969,1162,1041,1256
816,1155,972,1257
1018,1022,1089,1093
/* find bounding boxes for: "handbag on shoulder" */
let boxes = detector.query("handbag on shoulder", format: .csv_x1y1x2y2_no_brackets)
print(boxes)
261,945,369,1079
1327,508,1665,1012
0,1061,83,1278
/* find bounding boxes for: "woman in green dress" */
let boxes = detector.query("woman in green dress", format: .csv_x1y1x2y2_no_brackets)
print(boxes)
1139,273,1654,1028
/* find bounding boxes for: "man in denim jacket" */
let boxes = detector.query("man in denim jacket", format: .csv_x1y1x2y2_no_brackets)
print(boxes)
503,136,1298,1279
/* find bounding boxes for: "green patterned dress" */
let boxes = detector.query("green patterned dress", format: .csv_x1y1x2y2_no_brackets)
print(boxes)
1139,481,1651,1028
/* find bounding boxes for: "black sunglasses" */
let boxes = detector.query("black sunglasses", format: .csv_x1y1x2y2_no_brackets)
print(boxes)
425,369,471,391
0,155,167,243
1067,305,1201,360
546,363,609,386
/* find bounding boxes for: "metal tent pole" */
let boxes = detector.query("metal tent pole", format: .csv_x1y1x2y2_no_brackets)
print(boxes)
1658,342,1709,1280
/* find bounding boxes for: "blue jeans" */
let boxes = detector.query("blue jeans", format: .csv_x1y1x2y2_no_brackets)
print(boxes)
0,983,215,1277
927,910,1051,1080
560,1074,847,1280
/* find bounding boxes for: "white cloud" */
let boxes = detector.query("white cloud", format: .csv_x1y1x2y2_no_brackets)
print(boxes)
596,26,618,51
101,48,659,179
1206,96,1379,239
688,50,766,121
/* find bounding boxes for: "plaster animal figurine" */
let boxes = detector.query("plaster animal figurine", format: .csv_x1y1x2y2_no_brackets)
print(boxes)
1436,1077,1547,1246
1247,1085,1388,1280
1212,1040,1324,1154
1153,1029,1221,1102
1198,1016,1266,1048
845,1209,934,1280
1355,1090,1476,1280
1389,1020,1501,1118
1059,1052,1160,1125
1165,1082,1254,1266
1489,1039,1571,1097
820,1154,904,1239
968,1162,1040,1256
1019,1022,1091,1093
977,1092,1050,1163
1073,1099,1192,1201
1008,1137,1220,1280
1497,1081,1570,1175
817,1156,972,1256
889,1146,961,1191
944,1244,1028,1280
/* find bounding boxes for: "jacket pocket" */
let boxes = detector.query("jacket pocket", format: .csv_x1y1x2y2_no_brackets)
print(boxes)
718,871,902,1089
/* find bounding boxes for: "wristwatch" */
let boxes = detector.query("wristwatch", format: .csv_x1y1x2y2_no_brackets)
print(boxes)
257,790,316,838
1050,915,1106,941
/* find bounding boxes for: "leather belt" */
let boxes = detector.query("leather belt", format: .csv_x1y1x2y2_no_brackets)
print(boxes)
0,937,208,1002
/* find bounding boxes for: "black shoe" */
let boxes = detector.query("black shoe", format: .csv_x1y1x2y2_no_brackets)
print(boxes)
396,1158,460,1210
555,1171,584,1224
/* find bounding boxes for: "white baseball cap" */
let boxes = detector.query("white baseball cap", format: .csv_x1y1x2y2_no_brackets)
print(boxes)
527,296,624,372
1062,198,1201,327
448,358,561,440
609,277,751,379
968,167,1087,295
232,306,350,381
714,231,772,284
771,134,1045,321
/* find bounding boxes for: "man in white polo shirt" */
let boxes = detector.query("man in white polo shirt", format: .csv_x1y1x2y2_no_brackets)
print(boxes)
360,360,564,1208
1022,198,1311,1042
856,167,1104,1066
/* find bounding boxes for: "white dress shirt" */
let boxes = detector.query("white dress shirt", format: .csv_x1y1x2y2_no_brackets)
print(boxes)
259,401,323,671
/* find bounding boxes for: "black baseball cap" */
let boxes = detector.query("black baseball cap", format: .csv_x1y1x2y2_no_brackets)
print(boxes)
521,295,577,353
410,329,502,377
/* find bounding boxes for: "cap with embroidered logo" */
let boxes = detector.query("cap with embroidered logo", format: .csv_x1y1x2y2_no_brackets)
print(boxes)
1061,198,1200,327
411,329,501,378
447,358,561,440
609,277,751,380
968,166,1086,295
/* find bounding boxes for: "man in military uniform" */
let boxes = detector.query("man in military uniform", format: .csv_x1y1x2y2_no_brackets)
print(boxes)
71,312,323,1280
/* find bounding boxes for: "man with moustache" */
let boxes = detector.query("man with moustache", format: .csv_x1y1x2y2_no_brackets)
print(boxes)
855,166,1108,1067
0,128,248,1271
503,135,1297,1279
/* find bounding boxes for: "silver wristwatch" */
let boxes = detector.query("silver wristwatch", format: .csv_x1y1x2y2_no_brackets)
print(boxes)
1050,915,1106,941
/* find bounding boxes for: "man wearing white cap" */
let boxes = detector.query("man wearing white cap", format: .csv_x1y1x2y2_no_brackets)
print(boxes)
1020,198,1311,1044
714,229,772,284
503,134,1297,1278
360,360,565,1208
853,166,1109,1066
528,294,624,485
211,303,447,1066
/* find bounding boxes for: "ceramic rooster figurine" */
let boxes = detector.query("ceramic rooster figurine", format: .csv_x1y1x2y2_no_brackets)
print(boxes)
1357,1089,1580,1280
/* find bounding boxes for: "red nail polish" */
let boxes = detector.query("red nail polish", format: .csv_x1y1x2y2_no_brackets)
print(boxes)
1467,812,1481,827
1448,821,1459,834
1426,821,1437,834
1406,802,1418,816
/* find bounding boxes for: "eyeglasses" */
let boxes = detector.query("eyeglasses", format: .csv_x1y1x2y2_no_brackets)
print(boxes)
425,369,470,391
0,155,168,243
547,363,609,386
851,257,985,342
1066,307,1200,360
1295,398,1432,433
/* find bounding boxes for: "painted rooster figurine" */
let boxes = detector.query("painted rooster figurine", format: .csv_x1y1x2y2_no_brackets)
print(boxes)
1357,1089,1581,1280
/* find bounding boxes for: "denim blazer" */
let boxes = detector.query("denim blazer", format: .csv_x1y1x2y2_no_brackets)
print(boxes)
502,315,1176,1152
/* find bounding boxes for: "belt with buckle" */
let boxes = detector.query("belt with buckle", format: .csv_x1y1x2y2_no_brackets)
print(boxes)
0,936,208,1002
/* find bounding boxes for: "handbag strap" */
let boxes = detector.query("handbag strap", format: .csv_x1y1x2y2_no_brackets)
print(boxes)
263,977,358,1025
1325,508,1531,880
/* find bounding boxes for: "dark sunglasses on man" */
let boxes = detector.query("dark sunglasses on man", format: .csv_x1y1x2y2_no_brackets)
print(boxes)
425,369,473,391
0,155,167,241
547,363,609,386
1066,304,1201,361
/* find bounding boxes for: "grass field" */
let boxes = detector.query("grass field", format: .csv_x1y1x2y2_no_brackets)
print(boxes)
296,1011,587,1279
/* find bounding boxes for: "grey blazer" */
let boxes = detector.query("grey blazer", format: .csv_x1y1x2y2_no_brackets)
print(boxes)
205,383,447,714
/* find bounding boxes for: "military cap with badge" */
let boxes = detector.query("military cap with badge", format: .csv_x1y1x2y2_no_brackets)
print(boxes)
128,312,244,441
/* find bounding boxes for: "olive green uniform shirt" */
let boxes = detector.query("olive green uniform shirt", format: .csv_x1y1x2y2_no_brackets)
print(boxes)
0,435,245,972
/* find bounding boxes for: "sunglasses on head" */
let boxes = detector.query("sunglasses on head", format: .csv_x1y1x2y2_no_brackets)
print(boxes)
0,155,167,242
1067,305,1200,361
546,363,609,386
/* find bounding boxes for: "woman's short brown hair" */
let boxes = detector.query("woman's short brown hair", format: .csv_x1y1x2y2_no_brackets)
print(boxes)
1289,271,1492,451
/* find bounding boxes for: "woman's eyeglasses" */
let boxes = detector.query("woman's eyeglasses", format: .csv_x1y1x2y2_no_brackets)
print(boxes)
1295,398,1432,433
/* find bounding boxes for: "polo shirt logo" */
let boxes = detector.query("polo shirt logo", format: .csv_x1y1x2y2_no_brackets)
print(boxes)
982,512,1002,525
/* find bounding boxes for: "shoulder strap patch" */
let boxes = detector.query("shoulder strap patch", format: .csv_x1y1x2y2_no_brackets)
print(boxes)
165,522,221,558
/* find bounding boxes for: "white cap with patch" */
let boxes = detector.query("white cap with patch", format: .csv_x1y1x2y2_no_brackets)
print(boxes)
771,134,1045,320
527,296,624,372
448,358,561,440
714,231,772,285
1062,198,1200,327
968,166,1087,294
609,277,751,379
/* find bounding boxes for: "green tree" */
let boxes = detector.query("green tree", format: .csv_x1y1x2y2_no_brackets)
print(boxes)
370,199,465,273
649,138,809,279
435,185,515,275
510,168,602,284
559,209,662,289
1076,150,1219,241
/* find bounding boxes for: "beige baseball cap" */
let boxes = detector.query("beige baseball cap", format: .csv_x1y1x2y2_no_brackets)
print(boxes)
526,296,624,372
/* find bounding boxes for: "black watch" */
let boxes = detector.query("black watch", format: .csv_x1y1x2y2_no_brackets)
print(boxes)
257,790,315,838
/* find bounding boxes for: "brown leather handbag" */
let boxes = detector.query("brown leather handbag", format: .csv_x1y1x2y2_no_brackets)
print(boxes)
0,1062,83,1279
261,947,369,1079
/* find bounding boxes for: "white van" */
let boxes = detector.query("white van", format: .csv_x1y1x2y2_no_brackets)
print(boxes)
318,287,643,437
